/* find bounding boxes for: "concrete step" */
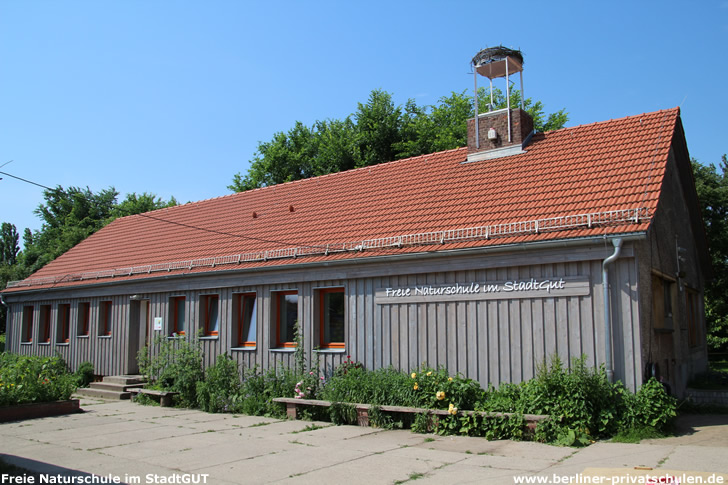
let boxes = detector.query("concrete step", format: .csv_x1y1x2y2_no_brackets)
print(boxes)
89,382,145,392
75,387,131,400
102,375,146,386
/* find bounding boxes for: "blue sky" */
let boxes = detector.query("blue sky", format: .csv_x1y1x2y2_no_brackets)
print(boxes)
1,1,727,242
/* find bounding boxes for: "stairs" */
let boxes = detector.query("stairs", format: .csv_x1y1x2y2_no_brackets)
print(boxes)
75,375,146,400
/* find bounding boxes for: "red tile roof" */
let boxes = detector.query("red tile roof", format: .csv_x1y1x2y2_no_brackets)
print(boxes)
5,107,681,291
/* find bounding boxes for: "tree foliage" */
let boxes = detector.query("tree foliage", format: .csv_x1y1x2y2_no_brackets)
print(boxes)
0,187,177,333
228,88,568,192
692,155,728,351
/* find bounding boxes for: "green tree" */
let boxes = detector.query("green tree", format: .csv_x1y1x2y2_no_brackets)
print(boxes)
229,88,569,192
0,223,19,265
110,192,178,219
692,156,728,351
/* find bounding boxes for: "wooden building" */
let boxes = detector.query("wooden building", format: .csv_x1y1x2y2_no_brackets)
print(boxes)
1,53,710,397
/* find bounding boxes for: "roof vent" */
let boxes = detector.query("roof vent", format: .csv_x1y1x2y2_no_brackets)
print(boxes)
467,46,534,162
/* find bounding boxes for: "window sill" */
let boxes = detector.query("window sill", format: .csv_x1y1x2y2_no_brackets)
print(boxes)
38,342,51,346
200,336,219,340
20,341,33,345
77,335,90,339
56,342,70,346
315,348,347,354
269,348,296,353
231,346,257,352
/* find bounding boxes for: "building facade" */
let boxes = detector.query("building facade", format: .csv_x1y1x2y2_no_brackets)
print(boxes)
1,92,710,396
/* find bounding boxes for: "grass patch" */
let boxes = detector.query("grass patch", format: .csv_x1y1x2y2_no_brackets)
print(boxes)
611,426,666,443
291,423,331,434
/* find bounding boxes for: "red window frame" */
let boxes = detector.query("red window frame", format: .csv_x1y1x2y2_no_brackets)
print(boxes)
319,288,345,349
171,296,186,336
234,293,257,347
275,291,298,348
99,301,112,336
77,302,90,337
40,305,51,343
57,304,70,343
201,294,219,336
22,306,33,343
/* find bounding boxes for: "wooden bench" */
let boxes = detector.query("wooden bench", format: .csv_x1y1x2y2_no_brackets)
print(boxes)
129,388,178,407
271,397,548,430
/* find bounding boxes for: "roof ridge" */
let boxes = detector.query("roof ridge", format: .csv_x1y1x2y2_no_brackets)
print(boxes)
543,107,679,135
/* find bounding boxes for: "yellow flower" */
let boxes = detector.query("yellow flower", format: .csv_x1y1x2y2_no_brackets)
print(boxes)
448,377,453,382
426,371,432,376
448,403,458,415
411,372,417,379
436,391,446,401
413,383,419,390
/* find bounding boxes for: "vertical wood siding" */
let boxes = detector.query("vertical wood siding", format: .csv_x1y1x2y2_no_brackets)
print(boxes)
4,253,642,390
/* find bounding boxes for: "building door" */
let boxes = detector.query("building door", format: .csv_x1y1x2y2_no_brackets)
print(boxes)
127,299,150,375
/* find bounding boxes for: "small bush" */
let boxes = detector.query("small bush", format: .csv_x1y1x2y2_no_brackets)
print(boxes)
196,354,240,413
0,354,77,406
74,361,94,388
138,335,204,407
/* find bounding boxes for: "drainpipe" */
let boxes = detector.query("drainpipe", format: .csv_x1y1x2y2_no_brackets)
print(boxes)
602,238,623,383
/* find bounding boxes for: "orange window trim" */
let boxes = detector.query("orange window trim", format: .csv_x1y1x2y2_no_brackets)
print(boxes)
172,296,185,335
237,293,256,347
60,304,70,343
42,306,51,343
100,301,112,336
79,302,90,336
276,290,298,348
319,288,345,349
203,295,219,336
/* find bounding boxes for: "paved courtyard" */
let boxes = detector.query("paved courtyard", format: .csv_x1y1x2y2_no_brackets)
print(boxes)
1,398,727,484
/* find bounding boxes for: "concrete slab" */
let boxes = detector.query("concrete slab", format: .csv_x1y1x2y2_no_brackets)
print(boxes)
657,444,728,473
194,446,369,484
2,399,727,484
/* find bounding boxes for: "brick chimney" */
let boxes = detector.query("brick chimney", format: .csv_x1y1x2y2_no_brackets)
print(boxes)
466,46,534,162
467,108,533,161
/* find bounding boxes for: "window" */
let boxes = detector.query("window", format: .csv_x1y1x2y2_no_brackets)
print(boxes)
99,301,112,336
57,304,70,343
318,288,345,349
652,274,676,331
274,291,298,348
21,306,33,343
233,293,257,347
77,302,90,337
200,294,219,336
40,305,51,343
170,296,186,336
686,289,701,347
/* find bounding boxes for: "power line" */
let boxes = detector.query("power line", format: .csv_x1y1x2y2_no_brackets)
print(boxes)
0,170,54,191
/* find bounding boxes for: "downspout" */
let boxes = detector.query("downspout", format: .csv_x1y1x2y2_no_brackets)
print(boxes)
602,238,623,383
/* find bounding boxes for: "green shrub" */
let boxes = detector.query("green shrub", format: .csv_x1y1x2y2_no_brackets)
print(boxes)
74,361,94,388
138,335,204,407
480,356,627,446
232,365,301,417
320,365,418,406
0,354,77,406
196,354,240,413
619,378,677,433
409,365,484,411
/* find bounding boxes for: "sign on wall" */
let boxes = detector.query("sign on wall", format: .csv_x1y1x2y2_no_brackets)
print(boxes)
153,317,163,331
375,276,590,304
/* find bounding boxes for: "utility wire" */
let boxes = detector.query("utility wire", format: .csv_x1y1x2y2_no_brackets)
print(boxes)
0,170,54,191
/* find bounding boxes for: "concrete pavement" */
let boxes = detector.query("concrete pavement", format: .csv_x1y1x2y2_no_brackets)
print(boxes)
1,397,727,485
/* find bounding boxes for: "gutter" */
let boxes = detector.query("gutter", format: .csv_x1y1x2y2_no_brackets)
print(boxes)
2,232,646,299
602,238,623,383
